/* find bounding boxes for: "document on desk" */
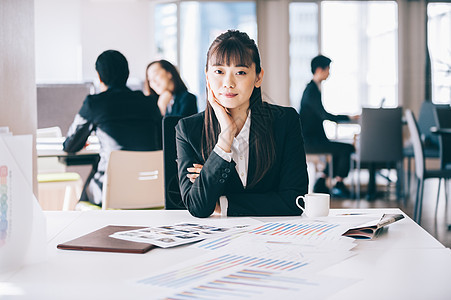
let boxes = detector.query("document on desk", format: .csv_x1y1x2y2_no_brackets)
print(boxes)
194,220,357,252
110,218,259,248
135,219,359,299
136,245,357,299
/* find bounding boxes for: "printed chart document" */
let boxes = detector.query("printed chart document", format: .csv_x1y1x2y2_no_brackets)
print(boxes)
136,250,358,300
194,220,357,253
135,220,360,299
342,213,405,239
110,220,257,248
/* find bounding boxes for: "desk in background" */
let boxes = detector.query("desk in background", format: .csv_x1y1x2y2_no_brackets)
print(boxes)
36,137,100,210
1,208,450,299
37,136,100,167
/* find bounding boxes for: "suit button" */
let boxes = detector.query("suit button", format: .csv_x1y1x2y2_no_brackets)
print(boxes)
222,173,228,178
224,168,231,173
219,179,225,184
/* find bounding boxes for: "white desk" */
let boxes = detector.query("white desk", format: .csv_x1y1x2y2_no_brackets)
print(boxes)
1,209,451,300
37,137,100,166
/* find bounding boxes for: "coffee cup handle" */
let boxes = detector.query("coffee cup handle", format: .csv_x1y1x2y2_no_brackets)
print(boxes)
296,195,305,212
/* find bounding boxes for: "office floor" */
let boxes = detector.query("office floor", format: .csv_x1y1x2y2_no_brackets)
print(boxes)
332,177,451,248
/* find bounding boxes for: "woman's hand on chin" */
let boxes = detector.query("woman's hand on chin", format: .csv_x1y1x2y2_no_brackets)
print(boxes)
206,80,236,152
157,90,173,115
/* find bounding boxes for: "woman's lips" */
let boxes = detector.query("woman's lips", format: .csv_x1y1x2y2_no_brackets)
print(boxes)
222,93,237,98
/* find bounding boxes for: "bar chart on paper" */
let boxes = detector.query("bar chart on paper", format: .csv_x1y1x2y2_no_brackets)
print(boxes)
138,253,309,289
196,231,248,250
166,268,317,300
194,221,348,252
250,222,340,237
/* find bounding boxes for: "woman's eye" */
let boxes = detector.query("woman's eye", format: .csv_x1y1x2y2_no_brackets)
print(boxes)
214,70,223,74
236,71,246,75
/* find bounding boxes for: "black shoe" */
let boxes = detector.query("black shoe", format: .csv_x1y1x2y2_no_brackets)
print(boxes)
313,178,330,194
331,181,351,199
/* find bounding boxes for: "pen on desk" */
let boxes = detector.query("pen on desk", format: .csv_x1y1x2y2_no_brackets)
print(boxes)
336,213,368,216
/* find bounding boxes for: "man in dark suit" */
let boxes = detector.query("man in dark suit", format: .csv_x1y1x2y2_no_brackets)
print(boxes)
63,50,162,207
299,55,356,198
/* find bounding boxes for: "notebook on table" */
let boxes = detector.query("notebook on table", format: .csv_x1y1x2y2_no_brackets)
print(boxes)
342,214,405,240
57,225,156,254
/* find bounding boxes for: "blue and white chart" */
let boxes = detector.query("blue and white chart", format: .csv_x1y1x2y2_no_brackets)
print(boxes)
137,220,358,299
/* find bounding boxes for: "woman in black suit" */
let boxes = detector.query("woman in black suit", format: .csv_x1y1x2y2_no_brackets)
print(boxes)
175,30,308,218
144,59,197,118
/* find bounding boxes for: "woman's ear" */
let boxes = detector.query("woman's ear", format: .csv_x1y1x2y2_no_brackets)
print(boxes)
254,68,264,88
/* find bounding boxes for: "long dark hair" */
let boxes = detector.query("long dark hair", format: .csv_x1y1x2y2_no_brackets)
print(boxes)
202,30,276,188
144,59,187,96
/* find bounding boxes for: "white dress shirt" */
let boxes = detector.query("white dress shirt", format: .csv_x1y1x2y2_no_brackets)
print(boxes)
213,112,251,216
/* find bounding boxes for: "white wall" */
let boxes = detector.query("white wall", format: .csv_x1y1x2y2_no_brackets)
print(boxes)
35,0,154,86
35,0,82,82
80,0,153,85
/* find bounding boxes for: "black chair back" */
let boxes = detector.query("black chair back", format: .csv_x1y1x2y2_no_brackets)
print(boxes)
433,107,451,170
417,101,449,149
359,107,403,163
162,116,186,209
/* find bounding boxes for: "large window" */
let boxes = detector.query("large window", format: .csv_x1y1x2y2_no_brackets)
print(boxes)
154,1,257,110
289,2,319,112
290,1,398,116
428,3,451,105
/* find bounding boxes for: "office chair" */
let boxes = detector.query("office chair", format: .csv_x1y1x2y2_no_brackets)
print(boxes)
403,101,449,198
102,150,164,210
351,108,403,202
405,110,451,225
433,107,451,225
162,116,186,209
433,107,451,170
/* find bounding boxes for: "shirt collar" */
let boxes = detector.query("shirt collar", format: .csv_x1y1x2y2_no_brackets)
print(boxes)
233,111,251,150
236,111,251,140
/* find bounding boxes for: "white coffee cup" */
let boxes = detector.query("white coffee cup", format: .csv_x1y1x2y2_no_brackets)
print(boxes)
296,193,330,218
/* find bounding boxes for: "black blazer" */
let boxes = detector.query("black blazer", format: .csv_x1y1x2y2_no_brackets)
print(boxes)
176,103,309,217
299,80,349,144
167,90,198,117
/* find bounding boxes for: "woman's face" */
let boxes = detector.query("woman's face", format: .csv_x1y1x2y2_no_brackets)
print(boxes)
206,60,263,112
147,63,173,95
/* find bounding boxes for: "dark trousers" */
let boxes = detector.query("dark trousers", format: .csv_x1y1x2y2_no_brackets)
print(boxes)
305,140,355,178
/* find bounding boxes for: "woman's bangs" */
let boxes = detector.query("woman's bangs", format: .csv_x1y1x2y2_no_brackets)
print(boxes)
210,39,253,68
